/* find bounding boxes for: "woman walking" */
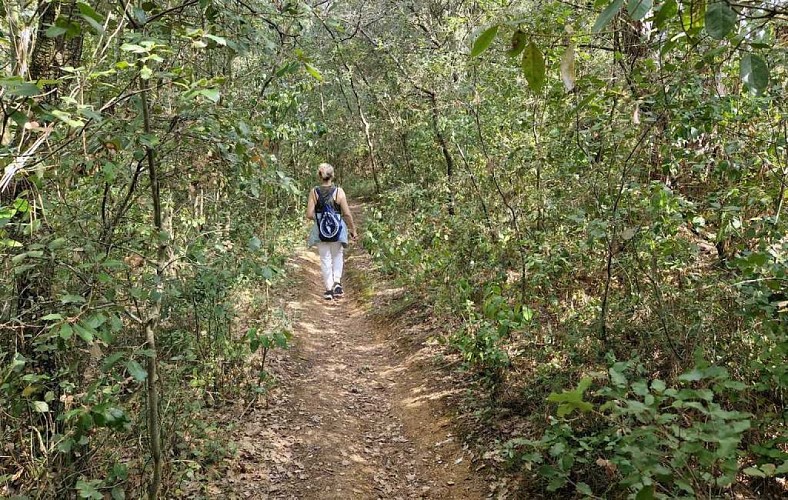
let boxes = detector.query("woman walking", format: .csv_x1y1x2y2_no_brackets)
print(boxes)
306,163,358,300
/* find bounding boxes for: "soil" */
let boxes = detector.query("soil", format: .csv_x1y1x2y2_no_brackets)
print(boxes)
207,204,493,499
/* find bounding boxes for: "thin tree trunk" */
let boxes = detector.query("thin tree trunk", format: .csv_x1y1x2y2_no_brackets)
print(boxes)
140,86,163,500
348,75,380,194
776,120,787,223
429,93,454,215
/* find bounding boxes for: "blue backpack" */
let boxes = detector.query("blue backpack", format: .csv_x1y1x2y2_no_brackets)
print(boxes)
315,186,341,242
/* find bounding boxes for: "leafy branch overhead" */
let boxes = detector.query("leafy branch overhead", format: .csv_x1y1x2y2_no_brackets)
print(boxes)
472,0,774,95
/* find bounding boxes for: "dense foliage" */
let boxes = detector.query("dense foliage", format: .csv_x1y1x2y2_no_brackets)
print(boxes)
305,0,787,498
1,0,786,498
1,0,316,497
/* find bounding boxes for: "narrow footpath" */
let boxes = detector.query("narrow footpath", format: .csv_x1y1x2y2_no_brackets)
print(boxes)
212,204,490,499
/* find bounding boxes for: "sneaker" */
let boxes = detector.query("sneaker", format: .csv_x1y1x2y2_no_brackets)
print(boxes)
333,283,344,297
323,290,334,300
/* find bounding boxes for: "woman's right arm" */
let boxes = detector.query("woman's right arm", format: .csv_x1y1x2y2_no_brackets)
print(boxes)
337,189,357,239
306,189,316,220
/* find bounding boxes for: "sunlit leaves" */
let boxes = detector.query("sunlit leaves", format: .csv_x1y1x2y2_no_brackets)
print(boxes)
593,0,625,33
32,401,49,413
304,63,323,82
740,53,768,94
471,25,499,57
705,2,737,39
547,377,594,417
51,109,85,128
681,0,706,32
521,42,545,92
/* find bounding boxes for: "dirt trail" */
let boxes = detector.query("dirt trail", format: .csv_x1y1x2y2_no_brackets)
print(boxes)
212,204,489,499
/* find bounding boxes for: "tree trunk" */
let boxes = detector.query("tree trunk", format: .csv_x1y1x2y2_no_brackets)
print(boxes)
140,87,164,500
30,0,83,100
429,93,454,215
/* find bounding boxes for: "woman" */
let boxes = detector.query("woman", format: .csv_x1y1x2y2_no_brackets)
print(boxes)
306,163,358,300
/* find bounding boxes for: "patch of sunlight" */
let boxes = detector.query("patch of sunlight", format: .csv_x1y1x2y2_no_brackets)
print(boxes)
300,321,321,334
401,388,463,409
380,366,406,377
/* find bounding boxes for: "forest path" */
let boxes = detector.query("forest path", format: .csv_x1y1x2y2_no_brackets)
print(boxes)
212,203,488,499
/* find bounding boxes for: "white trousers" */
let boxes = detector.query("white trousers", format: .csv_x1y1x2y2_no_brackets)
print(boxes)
317,242,344,291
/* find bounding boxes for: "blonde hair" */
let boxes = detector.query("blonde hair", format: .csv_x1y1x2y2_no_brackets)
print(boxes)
317,163,334,181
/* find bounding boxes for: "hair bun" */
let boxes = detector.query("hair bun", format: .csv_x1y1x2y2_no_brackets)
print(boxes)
317,162,334,180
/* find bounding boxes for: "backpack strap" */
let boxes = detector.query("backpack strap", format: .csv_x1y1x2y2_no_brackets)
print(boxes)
315,186,338,212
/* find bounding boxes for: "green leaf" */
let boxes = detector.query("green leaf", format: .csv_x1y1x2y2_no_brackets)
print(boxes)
46,25,69,37
120,43,147,53
275,62,298,77
471,25,499,57
609,365,627,387
655,0,678,28
507,30,527,57
111,486,126,500
77,2,103,22
593,0,625,33
204,33,227,46
102,352,125,372
59,323,73,340
303,63,323,82
60,294,86,304
10,111,28,126
80,14,105,34
200,88,220,102
48,237,68,250
705,2,736,39
576,482,593,496
0,78,41,97
548,377,594,416
627,0,652,21
742,466,766,478
248,235,262,251
740,53,768,94
636,484,655,500
32,401,49,413
74,323,95,344
520,42,545,92
681,0,706,31
51,109,85,128
139,134,159,148
76,479,103,499
13,264,36,275
126,359,148,382
678,368,704,381
40,313,64,321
